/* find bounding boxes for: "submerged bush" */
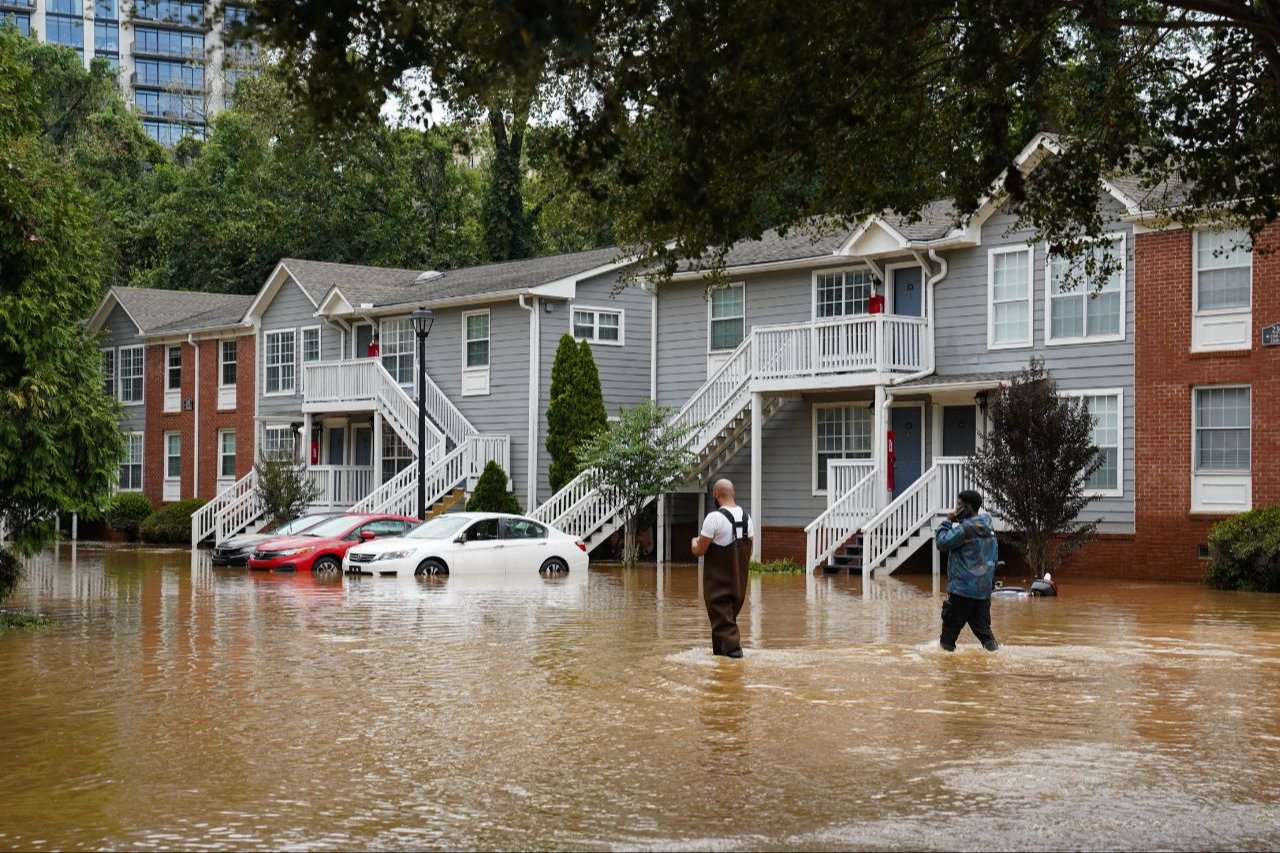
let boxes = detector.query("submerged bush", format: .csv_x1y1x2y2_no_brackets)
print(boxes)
1205,505,1280,592
466,461,522,514
0,549,22,601
139,498,208,545
104,493,152,541
749,559,805,575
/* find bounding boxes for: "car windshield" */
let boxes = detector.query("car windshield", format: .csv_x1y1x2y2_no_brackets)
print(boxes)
301,516,360,538
277,514,331,536
405,515,473,540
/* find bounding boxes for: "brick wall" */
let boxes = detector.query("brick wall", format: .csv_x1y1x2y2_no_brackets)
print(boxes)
195,335,257,497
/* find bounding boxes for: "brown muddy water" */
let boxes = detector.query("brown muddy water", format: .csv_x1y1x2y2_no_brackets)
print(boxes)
2,543,1280,851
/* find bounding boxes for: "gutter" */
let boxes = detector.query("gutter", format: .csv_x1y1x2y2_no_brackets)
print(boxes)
891,248,948,387
518,295,539,511
641,282,658,399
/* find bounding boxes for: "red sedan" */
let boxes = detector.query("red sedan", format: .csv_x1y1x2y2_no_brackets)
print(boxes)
247,514,420,574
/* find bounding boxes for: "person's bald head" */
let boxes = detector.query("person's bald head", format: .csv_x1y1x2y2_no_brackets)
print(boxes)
713,479,735,502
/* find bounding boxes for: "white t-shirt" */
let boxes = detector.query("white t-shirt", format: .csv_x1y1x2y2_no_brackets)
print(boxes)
700,505,754,547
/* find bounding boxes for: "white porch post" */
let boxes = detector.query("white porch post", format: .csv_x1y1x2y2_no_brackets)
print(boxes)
302,413,312,463
656,492,666,569
874,384,889,509
373,411,384,487
751,391,763,561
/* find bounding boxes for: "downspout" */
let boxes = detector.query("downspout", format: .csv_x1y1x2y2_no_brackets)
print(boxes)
188,334,199,499
519,294,539,511
641,282,658,400
891,247,948,386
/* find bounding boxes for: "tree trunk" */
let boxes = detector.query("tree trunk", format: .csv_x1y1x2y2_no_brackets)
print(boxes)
623,515,637,568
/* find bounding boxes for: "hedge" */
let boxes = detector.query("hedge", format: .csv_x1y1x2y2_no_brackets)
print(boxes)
104,493,152,541
139,498,209,545
1205,504,1280,592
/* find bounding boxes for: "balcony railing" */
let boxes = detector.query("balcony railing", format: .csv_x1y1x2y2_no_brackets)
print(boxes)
307,465,376,510
751,314,928,386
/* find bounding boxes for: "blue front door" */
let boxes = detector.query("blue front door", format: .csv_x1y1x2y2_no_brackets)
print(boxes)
893,267,923,317
891,406,923,494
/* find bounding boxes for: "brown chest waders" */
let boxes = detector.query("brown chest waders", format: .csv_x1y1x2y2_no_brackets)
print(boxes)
703,508,751,656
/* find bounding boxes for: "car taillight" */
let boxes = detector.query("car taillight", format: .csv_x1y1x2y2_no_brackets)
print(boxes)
575,540,587,552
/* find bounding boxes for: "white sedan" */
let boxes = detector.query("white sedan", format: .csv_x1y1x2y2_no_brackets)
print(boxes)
342,512,589,577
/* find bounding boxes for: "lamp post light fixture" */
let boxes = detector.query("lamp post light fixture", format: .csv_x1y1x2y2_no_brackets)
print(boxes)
409,307,436,519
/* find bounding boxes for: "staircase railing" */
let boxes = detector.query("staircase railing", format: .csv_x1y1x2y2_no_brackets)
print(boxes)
419,371,477,447
303,360,447,458
861,457,974,571
214,477,263,545
350,435,509,517
192,469,255,547
307,465,376,510
805,464,880,571
351,462,416,514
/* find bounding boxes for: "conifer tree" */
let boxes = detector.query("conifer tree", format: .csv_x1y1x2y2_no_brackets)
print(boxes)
466,461,523,513
545,334,607,492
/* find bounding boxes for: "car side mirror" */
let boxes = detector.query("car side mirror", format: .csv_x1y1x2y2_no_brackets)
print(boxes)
360,531,376,541
454,535,466,545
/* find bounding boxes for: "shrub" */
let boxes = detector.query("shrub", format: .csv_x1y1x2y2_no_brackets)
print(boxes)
466,461,523,513
1205,505,1280,592
104,493,152,541
139,498,208,545
749,559,805,575
0,548,22,602
546,334,607,492
255,453,321,527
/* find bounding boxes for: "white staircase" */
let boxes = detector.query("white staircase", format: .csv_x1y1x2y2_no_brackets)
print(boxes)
351,434,510,518
804,461,879,571
192,470,264,548
531,337,785,551
859,457,977,575
304,360,448,456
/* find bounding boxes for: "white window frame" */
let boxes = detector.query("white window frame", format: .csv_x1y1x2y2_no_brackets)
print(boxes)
1044,234,1126,346
462,309,491,397
1193,227,1252,316
1192,226,1253,353
811,266,875,321
570,306,625,346
166,345,182,390
263,424,297,459
218,428,237,479
263,328,297,396
299,324,322,394
1192,384,1251,474
101,347,116,398
987,244,1035,350
378,318,416,384
219,339,237,388
1059,388,1124,498
117,344,144,406
1190,383,1252,513
811,401,874,496
118,431,143,492
707,281,746,354
163,430,181,501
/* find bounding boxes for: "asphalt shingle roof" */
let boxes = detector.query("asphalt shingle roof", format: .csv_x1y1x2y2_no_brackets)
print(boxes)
1107,174,1193,212
880,199,962,241
713,220,852,269
112,287,253,334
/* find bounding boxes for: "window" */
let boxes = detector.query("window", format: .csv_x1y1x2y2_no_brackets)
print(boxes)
1195,228,1251,312
134,59,204,89
166,345,182,390
709,283,745,351
572,308,623,344
134,0,204,26
263,425,295,459
119,432,143,491
134,26,204,58
220,340,237,386
93,20,119,54
142,120,203,146
380,319,415,383
464,311,490,368
815,269,875,318
219,430,236,478
988,246,1033,348
813,405,872,492
300,326,320,365
134,90,203,120
353,519,409,540
101,349,116,397
504,518,547,540
95,0,117,16
165,432,181,479
1194,387,1250,472
1061,391,1123,495
381,423,412,482
47,14,84,53
463,518,500,541
1,12,32,36
1048,235,1124,343
50,0,81,13
264,329,295,395
118,345,143,403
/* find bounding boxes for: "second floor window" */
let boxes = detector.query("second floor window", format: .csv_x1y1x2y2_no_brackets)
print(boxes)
989,246,1033,348
380,319,415,383
816,269,874,318
1194,386,1250,472
709,283,745,351
220,340,237,386
1048,236,1124,342
118,345,144,403
167,346,182,390
464,311,490,369
264,330,295,394
1196,228,1251,312
572,308,622,344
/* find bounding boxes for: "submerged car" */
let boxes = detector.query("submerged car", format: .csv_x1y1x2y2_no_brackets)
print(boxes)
247,513,420,574
343,512,588,577
211,513,338,567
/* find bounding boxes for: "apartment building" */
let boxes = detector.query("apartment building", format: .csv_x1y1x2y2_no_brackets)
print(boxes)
1,0,253,144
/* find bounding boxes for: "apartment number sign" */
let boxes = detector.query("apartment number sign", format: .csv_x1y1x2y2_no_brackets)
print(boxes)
1264,322,1280,347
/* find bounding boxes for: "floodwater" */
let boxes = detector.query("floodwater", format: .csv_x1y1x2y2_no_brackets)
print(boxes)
3,545,1280,852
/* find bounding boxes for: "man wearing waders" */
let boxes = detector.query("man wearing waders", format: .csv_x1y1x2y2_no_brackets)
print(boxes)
690,479,753,659
935,489,1000,652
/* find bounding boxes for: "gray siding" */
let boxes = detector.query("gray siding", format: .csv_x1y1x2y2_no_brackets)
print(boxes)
258,277,345,418
100,304,145,434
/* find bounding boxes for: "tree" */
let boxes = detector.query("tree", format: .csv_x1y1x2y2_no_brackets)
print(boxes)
0,28,126,591
254,452,321,527
247,0,1280,277
968,359,1103,579
545,334,607,493
577,399,698,565
466,460,523,513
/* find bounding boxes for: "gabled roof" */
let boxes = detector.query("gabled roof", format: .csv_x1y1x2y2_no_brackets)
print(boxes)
278,258,429,304
88,286,253,336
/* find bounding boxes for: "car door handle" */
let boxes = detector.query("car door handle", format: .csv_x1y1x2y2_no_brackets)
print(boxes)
493,544,505,549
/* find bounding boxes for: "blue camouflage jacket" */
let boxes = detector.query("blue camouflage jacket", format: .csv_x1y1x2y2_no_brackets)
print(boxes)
935,511,998,599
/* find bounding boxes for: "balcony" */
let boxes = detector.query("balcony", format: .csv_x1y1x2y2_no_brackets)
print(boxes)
132,40,205,61
307,465,375,510
749,314,929,392
0,0,35,10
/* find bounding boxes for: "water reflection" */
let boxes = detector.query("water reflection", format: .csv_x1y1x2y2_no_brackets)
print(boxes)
1,545,1279,851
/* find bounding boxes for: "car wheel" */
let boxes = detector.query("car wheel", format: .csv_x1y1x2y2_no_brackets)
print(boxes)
313,556,342,576
539,557,569,575
415,558,448,576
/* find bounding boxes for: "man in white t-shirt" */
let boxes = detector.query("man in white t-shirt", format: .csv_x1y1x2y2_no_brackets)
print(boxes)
691,479,753,658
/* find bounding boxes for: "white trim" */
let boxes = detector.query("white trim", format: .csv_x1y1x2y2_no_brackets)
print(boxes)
1058,388,1125,498
163,430,181,502
1192,226,1253,314
86,289,143,335
706,281,747,354
1191,382,1253,513
218,428,238,480
462,309,491,397
218,338,238,388
888,401,926,494
262,327,298,397
810,400,875,496
809,264,875,322
100,346,117,399
118,430,144,493
1191,383,1252,474
1044,233,1127,346
243,262,314,323
351,321,374,359
885,261,925,317
1192,225,1253,353
117,344,145,406
986,243,1036,350
570,305,625,346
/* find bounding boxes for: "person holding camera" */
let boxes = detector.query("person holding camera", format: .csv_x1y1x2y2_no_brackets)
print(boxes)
691,478,753,659
934,489,999,652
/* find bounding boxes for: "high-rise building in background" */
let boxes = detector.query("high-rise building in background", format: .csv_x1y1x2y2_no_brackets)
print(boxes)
0,0,256,144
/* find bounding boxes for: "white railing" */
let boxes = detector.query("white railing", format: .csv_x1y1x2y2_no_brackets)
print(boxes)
362,443,472,518
751,315,928,381
351,462,416,515
420,371,477,446
193,469,255,547
805,464,880,571
861,457,975,571
307,465,376,509
467,434,510,482
827,459,876,507
214,480,263,545
530,469,595,529
303,360,446,457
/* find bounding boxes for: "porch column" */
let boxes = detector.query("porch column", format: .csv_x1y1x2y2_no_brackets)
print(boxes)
874,384,889,509
751,392,763,561
656,493,666,569
373,411,384,487
302,413,312,463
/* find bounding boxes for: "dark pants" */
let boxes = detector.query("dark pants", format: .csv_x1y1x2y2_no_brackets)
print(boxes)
703,540,749,655
940,593,997,649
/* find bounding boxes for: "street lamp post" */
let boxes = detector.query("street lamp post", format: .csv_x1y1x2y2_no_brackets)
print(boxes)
409,307,435,520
